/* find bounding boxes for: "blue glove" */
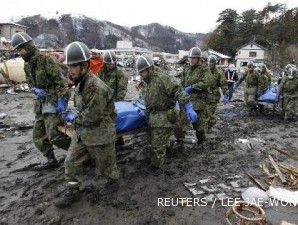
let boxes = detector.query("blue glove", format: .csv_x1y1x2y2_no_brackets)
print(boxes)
184,102,198,124
232,84,238,92
64,111,76,124
56,98,68,114
222,94,230,105
185,85,192,95
32,87,46,100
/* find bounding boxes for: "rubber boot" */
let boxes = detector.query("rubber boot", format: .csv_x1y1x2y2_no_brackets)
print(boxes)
54,182,80,208
99,180,120,196
34,150,59,171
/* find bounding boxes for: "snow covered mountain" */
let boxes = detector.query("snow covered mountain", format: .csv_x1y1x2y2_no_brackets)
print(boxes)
17,14,206,53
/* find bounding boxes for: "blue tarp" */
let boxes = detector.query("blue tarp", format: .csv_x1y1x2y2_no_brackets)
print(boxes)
258,85,281,104
115,100,148,133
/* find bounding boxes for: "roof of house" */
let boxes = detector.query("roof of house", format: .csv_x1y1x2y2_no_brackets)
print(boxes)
208,49,231,59
237,41,267,51
0,22,28,29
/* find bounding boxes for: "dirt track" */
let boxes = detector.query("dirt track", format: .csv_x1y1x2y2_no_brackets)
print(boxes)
0,88,298,225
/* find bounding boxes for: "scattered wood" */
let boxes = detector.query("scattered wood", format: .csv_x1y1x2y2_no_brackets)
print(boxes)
272,145,298,161
245,172,268,191
260,163,274,178
268,155,287,184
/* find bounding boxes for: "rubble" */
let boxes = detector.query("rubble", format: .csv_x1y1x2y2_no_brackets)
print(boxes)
0,77,298,224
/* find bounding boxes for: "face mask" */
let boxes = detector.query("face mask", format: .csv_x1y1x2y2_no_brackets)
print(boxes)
21,44,36,62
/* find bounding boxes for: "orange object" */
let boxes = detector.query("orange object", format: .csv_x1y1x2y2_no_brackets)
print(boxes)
90,54,104,74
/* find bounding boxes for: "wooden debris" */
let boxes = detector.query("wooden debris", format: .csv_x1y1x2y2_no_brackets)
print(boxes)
246,172,268,191
268,155,287,184
272,145,298,161
260,163,274,178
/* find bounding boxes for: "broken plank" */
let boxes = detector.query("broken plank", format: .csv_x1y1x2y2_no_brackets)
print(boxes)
278,164,298,176
272,146,298,161
246,172,268,191
268,155,287,184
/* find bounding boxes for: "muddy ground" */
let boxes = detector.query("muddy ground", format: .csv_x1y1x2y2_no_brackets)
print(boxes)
0,87,298,225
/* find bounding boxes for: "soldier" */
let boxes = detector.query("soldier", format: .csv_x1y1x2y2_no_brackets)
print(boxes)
258,63,271,95
97,50,128,145
277,66,298,121
11,32,71,170
235,61,260,115
55,42,119,208
278,64,295,85
180,47,210,143
136,55,197,170
97,50,128,102
206,55,228,130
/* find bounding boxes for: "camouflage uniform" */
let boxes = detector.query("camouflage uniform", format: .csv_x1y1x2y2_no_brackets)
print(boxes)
97,65,128,102
180,63,210,142
206,68,228,129
142,70,188,168
237,69,260,112
258,71,271,94
24,46,71,156
278,76,298,120
64,73,119,183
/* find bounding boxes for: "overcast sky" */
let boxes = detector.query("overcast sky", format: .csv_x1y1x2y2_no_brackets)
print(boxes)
2,0,297,33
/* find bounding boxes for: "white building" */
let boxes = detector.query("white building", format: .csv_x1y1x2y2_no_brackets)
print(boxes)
235,41,268,69
0,22,28,50
178,50,188,59
116,41,133,49
204,49,231,66
0,22,28,41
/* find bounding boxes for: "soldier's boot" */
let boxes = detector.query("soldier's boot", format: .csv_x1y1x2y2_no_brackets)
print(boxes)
175,139,184,151
115,136,125,146
196,130,205,144
54,183,80,208
34,150,59,171
258,104,265,113
99,180,120,196
248,107,258,116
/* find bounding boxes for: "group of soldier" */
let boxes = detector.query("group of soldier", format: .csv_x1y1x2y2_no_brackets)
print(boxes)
10,31,297,208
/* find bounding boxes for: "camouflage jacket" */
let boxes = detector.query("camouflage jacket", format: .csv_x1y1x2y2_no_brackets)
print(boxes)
97,65,128,101
207,68,228,102
278,76,298,98
24,48,69,113
237,69,260,94
142,70,189,128
258,71,271,92
74,72,116,145
180,63,210,111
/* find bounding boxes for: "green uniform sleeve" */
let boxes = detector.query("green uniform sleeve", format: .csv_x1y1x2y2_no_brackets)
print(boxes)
116,70,128,101
278,77,286,95
219,70,228,93
44,56,70,99
161,75,189,104
78,82,109,125
236,71,247,86
24,63,34,88
191,69,210,92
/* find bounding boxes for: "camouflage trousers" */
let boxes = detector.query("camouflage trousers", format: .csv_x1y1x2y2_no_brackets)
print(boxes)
150,127,172,168
64,133,119,184
193,109,208,143
244,93,257,112
33,113,71,156
282,96,298,120
207,101,219,130
174,108,208,144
